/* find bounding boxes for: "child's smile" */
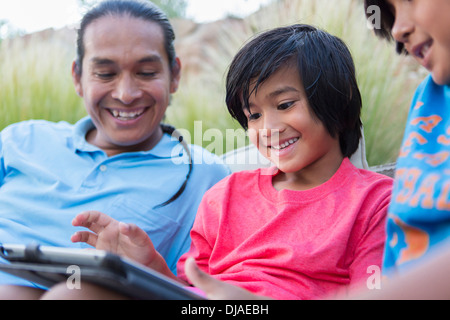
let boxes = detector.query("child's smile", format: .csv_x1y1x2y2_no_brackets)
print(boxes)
388,0,450,85
244,63,343,189
270,137,299,151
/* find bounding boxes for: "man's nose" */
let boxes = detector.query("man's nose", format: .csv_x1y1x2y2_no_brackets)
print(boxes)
111,74,143,104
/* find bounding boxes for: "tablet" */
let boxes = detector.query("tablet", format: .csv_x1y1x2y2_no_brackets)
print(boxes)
0,243,205,300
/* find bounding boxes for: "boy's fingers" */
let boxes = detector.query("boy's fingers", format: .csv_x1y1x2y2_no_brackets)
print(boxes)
184,258,270,300
184,258,224,298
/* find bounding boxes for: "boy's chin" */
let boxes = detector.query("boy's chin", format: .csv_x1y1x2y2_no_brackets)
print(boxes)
430,70,450,86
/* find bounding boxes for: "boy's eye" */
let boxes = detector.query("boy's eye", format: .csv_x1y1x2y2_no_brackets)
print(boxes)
247,112,261,121
277,101,294,110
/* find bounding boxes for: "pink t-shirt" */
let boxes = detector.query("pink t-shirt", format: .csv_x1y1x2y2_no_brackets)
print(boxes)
177,158,393,299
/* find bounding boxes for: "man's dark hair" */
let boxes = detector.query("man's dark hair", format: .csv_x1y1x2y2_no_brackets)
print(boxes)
74,0,177,75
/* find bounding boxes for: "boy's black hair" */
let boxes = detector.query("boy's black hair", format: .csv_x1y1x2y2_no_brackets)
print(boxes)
364,0,406,54
226,24,362,158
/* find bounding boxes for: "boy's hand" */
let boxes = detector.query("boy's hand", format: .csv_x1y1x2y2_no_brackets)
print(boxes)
184,258,271,300
71,210,156,268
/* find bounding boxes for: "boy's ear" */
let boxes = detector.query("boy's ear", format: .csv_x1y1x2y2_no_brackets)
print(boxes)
170,57,181,94
71,60,83,97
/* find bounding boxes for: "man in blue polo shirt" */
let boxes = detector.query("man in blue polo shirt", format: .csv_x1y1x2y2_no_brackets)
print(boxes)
0,0,229,298
0,117,227,275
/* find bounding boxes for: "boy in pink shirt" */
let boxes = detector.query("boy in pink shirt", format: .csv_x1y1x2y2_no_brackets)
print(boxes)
176,160,391,299
50,24,393,300
175,24,392,299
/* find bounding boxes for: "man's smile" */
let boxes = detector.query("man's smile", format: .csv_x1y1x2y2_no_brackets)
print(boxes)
106,107,148,121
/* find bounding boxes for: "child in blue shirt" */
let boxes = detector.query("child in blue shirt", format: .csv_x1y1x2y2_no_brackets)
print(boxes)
363,0,450,281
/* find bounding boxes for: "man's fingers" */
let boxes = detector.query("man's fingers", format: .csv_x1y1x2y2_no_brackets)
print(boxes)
72,210,113,233
119,222,152,248
71,231,98,248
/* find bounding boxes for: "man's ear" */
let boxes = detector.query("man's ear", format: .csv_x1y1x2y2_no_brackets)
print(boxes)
72,60,83,97
170,57,181,94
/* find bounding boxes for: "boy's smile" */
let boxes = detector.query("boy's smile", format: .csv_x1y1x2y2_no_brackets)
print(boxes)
388,0,450,85
270,137,299,151
244,64,343,190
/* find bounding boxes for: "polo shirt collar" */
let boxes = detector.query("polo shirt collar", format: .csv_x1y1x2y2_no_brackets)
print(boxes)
71,116,183,158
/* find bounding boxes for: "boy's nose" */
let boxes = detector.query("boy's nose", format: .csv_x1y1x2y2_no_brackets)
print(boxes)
391,9,414,44
260,118,286,145
262,116,286,135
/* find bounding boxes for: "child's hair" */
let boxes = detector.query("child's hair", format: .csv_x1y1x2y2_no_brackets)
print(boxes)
364,0,406,54
226,24,362,158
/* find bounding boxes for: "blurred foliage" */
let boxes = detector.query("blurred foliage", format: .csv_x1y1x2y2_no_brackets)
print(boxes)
1,0,424,164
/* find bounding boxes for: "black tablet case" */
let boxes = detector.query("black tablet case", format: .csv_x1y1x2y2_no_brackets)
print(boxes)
0,243,204,300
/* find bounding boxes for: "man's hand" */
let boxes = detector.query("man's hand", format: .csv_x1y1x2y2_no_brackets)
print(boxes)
71,210,156,268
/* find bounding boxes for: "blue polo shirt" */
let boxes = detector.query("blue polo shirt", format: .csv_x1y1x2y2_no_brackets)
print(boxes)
0,117,229,286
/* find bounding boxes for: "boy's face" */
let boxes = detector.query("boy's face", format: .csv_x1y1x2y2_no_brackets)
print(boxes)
243,64,342,176
387,0,450,85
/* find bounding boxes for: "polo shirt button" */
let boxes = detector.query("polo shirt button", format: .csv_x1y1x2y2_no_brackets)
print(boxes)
99,165,107,172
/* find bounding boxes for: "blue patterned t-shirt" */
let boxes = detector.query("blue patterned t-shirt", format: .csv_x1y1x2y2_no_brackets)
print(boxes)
383,75,450,275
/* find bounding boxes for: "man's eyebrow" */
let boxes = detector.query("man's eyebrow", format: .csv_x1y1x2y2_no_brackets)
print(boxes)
89,55,163,66
90,57,115,66
137,55,163,64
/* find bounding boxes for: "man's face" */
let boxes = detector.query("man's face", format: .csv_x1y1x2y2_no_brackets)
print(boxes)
73,15,180,156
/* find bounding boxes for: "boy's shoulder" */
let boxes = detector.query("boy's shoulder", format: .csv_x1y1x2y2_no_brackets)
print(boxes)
357,167,394,184
412,75,450,104
339,158,393,193
350,163,394,199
